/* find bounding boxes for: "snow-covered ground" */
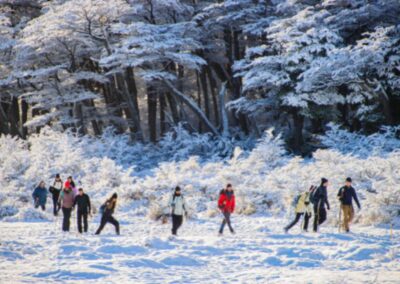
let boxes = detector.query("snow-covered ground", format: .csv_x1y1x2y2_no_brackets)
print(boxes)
1,126,400,283
0,215,399,283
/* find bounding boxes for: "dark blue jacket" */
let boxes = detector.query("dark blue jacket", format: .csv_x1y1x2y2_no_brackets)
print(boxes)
32,186,48,206
314,186,330,209
338,186,361,208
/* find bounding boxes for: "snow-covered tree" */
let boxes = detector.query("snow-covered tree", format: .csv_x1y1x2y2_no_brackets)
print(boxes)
13,0,130,135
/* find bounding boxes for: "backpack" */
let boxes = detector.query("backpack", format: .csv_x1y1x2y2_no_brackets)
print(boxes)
309,185,318,204
99,204,106,214
292,194,301,207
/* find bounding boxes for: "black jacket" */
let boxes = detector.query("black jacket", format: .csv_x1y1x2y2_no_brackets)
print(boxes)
74,194,91,214
103,199,117,215
314,186,330,209
338,186,361,208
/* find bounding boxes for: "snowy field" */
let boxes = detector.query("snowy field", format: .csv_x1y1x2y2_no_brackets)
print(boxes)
1,127,400,283
0,215,399,284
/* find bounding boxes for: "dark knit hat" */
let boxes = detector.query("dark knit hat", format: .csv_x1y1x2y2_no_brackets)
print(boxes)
346,177,352,183
112,193,118,199
321,178,328,185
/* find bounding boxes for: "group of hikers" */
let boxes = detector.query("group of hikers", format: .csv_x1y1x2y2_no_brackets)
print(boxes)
284,177,361,233
32,175,119,235
32,174,361,236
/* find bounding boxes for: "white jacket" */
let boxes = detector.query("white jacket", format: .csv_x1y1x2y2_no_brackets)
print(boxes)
53,181,63,191
169,195,186,216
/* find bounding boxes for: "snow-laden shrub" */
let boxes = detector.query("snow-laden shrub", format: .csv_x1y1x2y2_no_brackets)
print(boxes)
1,125,399,225
4,207,50,222
320,123,400,157
0,205,18,219
132,130,288,218
0,136,30,180
265,150,400,225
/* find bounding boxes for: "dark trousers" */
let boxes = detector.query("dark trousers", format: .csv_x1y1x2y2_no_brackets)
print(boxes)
285,213,311,231
77,211,88,233
62,207,72,232
52,194,60,216
95,213,120,235
35,203,46,211
219,211,234,234
313,206,327,232
171,214,183,235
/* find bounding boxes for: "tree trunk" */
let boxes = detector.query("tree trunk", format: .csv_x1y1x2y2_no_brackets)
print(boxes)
125,67,143,140
8,97,22,137
164,80,219,136
159,94,167,135
19,98,28,138
114,73,143,140
292,109,304,153
378,90,394,125
207,66,220,124
0,103,10,135
147,86,158,143
218,82,229,137
166,92,180,125
199,68,211,120
224,27,248,134
196,71,203,132
73,102,86,135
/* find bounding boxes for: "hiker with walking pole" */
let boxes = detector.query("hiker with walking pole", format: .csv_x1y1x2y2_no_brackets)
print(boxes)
312,178,330,233
284,186,314,233
169,186,187,236
218,184,236,236
338,177,361,233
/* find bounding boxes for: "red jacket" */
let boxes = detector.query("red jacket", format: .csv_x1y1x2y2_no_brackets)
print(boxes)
218,190,235,213
64,181,71,189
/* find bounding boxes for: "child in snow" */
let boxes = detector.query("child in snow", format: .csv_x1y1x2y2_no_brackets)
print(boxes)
169,186,187,236
74,188,91,233
284,187,313,233
313,178,330,232
95,193,120,235
218,184,236,235
32,181,48,211
59,186,75,232
338,177,361,233
49,174,63,216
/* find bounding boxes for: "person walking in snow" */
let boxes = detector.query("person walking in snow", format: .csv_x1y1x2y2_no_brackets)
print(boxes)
218,184,236,236
49,174,63,216
169,186,187,236
95,193,120,235
74,188,91,234
313,178,330,232
32,181,48,211
284,186,313,233
59,186,75,232
64,176,78,196
338,177,361,233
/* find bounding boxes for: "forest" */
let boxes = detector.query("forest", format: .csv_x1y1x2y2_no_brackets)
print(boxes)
1,0,400,154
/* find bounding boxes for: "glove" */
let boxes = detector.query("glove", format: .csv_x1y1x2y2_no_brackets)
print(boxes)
185,211,188,218
327,205,330,210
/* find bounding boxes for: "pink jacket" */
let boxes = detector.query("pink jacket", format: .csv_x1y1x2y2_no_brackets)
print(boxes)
59,189,75,209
